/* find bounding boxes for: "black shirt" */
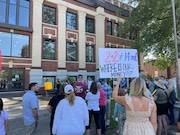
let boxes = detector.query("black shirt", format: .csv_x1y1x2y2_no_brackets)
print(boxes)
48,94,65,121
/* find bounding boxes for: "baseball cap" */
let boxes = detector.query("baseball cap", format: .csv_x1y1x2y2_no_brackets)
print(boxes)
101,78,107,82
64,84,74,94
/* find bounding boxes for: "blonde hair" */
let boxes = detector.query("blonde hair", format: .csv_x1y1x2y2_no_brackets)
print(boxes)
66,91,75,106
130,77,148,98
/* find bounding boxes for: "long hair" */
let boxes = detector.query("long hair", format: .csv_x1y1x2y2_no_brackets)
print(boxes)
0,98,3,114
66,91,75,106
90,81,98,94
130,77,148,98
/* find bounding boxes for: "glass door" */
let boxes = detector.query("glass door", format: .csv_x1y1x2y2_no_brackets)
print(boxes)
0,68,24,92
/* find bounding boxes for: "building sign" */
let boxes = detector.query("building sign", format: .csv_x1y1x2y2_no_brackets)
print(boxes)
99,48,139,78
0,50,1,71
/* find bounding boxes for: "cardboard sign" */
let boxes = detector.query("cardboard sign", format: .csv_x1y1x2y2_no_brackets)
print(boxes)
99,48,139,78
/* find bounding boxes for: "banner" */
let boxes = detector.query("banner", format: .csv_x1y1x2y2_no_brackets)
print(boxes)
99,48,139,78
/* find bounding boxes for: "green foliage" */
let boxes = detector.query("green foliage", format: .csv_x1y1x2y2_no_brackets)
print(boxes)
60,77,76,85
119,0,180,69
146,74,154,80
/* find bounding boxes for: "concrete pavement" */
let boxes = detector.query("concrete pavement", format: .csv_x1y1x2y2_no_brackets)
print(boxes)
1,92,180,135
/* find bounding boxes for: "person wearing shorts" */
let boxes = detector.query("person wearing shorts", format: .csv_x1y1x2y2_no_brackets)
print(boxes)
153,79,169,135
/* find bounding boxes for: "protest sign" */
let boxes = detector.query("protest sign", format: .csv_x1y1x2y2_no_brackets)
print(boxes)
99,48,139,78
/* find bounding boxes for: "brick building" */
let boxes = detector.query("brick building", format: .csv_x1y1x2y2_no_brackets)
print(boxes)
0,0,143,92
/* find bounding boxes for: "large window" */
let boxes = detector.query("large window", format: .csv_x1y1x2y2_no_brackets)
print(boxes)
0,31,29,58
66,12,77,30
86,45,95,62
42,39,56,60
114,23,119,36
0,0,30,27
43,5,56,25
86,17,94,33
107,21,112,35
67,42,77,61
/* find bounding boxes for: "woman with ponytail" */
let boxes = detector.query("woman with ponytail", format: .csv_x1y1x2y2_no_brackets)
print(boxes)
0,98,9,135
52,84,89,135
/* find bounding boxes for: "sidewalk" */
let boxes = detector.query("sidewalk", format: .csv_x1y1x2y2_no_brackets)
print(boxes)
1,92,180,135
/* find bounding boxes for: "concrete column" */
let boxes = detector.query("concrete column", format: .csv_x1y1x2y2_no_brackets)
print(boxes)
57,5,67,69
78,11,86,69
95,7,105,69
31,0,43,67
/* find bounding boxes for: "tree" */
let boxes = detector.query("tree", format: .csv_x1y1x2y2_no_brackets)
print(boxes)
119,0,180,70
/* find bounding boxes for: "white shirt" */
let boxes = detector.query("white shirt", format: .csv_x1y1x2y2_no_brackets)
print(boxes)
85,91,100,111
52,97,89,135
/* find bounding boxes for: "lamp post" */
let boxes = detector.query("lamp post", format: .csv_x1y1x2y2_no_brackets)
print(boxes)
172,0,179,98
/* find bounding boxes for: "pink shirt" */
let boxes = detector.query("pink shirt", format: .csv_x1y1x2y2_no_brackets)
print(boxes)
98,88,106,106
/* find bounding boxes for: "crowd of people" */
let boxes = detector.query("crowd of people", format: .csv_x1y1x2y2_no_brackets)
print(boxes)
0,73,179,135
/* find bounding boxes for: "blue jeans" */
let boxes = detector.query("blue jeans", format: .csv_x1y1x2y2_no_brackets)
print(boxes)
168,103,175,124
99,106,106,133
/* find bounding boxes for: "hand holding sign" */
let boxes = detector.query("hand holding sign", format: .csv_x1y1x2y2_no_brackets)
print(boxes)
99,48,139,78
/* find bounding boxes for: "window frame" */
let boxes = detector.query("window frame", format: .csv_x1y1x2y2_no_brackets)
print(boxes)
43,5,56,25
106,20,112,35
86,44,95,62
0,0,30,28
42,38,56,60
66,42,78,61
86,17,95,33
114,23,119,37
66,12,77,30
0,31,30,58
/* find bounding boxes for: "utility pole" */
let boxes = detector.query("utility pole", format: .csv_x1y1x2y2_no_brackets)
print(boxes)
172,0,180,98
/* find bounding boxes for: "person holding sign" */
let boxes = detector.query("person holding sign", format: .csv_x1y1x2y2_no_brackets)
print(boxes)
112,77,157,135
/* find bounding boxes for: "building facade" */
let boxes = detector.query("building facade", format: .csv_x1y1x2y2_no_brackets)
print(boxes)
0,0,143,92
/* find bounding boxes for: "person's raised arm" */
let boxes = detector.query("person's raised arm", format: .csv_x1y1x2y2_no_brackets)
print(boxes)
112,78,126,105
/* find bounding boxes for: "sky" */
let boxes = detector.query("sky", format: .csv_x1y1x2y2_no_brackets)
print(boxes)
119,0,138,7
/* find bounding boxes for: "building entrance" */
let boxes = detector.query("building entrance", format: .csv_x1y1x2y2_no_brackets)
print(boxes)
0,68,24,92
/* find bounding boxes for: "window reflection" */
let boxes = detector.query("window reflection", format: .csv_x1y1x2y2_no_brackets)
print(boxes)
43,39,56,60
0,31,29,58
19,6,29,27
8,4,17,25
0,32,11,56
114,23,119,36
12,34,29,57
0,2,6,23
10,0,17,4
86,18,95,33
0,0,30,27
67,42,77,61
67,12,77,30
86,45,95,62
43,5,56,25
107,21,112,35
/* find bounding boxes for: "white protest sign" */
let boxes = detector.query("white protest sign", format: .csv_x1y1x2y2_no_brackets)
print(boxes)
99,48,139,78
